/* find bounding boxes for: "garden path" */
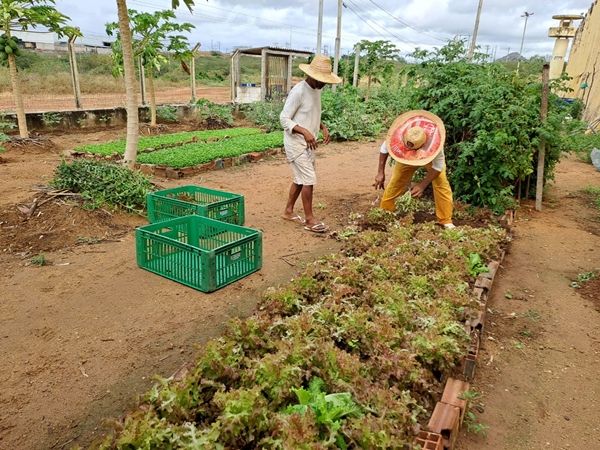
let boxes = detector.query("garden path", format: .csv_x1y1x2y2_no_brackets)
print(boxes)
459,156,600,450
0,132,379,450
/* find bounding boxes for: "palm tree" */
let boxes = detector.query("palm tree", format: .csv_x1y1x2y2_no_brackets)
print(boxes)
0,1,72,138
116,0,196,168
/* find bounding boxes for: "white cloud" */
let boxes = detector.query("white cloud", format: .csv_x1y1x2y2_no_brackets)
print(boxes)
54,0,594,57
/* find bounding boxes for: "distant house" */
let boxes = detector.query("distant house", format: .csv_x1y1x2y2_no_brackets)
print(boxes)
10,29,112,54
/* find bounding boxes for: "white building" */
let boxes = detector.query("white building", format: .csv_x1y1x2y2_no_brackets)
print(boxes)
11,29,112,54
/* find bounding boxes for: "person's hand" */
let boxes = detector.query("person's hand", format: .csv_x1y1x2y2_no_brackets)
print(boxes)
303,130,318,150
410,184,425,198
321,126,331,145
373,172,385,190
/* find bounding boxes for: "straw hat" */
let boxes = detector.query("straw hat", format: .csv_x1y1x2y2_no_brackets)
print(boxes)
385,110,445,166
299,55,342,84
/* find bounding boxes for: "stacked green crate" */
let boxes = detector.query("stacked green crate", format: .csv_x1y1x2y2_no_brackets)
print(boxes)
137,185,261,292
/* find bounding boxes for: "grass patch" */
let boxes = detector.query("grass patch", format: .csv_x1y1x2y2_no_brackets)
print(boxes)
584,186,600,210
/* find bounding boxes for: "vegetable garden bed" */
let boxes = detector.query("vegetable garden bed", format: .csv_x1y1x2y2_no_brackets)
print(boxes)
94,210,509,449
74,127,284,178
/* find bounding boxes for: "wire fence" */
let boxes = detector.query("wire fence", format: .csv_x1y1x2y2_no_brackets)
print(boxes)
0,50,232,114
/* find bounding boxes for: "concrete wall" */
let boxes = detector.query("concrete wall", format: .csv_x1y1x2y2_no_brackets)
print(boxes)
566,0,600,124
1,104,199,132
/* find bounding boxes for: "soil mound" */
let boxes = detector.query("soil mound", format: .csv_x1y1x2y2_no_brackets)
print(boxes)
0,194,141,255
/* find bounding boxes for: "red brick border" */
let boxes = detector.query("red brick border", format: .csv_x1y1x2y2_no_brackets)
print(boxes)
416,214,513,449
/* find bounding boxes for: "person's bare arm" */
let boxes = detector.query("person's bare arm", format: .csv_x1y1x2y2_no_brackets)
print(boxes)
374,152,389,190
410,168,441,197
292,125,318,150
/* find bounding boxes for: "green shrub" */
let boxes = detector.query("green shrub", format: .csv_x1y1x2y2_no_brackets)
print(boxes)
321,85,384,140
0,113,15,133
242,100,284,132
404,40,571,212
0,132,8,153
156,105,178,123
51,160,153,212
194,98,233,127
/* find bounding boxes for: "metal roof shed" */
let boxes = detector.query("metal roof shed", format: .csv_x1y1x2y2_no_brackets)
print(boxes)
230,46,313,103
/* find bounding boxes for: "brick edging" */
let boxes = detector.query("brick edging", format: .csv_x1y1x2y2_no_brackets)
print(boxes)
416,211,513,449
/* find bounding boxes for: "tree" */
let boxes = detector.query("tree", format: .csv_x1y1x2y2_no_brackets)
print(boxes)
0,1,74,138
357,40,399,99
115,0,196,168
107,10,194,127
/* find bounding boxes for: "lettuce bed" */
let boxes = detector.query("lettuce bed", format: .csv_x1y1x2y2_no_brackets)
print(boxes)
136,131,283,168
75,128,263,156
95,218,507,449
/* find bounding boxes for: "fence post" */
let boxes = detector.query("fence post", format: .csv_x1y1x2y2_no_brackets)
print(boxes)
139,56,147,106
352,44,360,87
68,35,82,109
535,63,550,211
190,43,200,103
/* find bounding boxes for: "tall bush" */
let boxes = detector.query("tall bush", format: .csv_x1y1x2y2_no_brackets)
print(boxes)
405,40,570,212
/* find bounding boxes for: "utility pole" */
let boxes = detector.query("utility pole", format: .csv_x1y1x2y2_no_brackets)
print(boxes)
352,43,360,87
467,0,484,61
316,0,324,54
516,11,534,75
332,0,342,92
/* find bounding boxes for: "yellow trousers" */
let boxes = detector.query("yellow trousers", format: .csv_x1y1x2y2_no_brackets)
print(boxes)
380,162,454,225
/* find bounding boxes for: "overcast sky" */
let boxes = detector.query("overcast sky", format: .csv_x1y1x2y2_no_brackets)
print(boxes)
56,0,593,59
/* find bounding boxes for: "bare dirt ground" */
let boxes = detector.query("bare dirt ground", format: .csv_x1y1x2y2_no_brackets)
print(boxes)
0,130,380,449
0,86,230,113
2,127,599,450
459,156,600,450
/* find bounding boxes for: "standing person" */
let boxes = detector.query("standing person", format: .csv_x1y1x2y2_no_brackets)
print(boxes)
280,54,342,233
374,110,456,229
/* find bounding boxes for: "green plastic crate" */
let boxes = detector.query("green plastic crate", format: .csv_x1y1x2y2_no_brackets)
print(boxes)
136,215,262,293
147,185,244,225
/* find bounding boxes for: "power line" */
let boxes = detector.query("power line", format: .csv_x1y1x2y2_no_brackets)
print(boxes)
131,0,339,40
362,0,448,42
343,0,417,49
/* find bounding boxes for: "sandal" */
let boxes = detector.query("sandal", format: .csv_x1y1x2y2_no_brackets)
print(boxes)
304,222,329,233
282,215,305,224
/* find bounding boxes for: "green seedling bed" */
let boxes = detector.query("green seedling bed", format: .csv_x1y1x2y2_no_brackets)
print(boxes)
136,215,262,293
147,185,244,225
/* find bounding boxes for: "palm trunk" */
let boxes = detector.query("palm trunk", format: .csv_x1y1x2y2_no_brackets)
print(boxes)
117,0,139,168
147,67,157,127
6,39,28,138
366,75,372,101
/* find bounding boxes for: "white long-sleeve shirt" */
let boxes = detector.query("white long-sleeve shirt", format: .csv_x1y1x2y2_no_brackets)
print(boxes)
380,141,446,172
279,80,322,161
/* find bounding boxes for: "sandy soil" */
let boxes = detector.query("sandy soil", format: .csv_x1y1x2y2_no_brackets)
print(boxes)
458,156,600,450
0,131,381,449
2,127,600,450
